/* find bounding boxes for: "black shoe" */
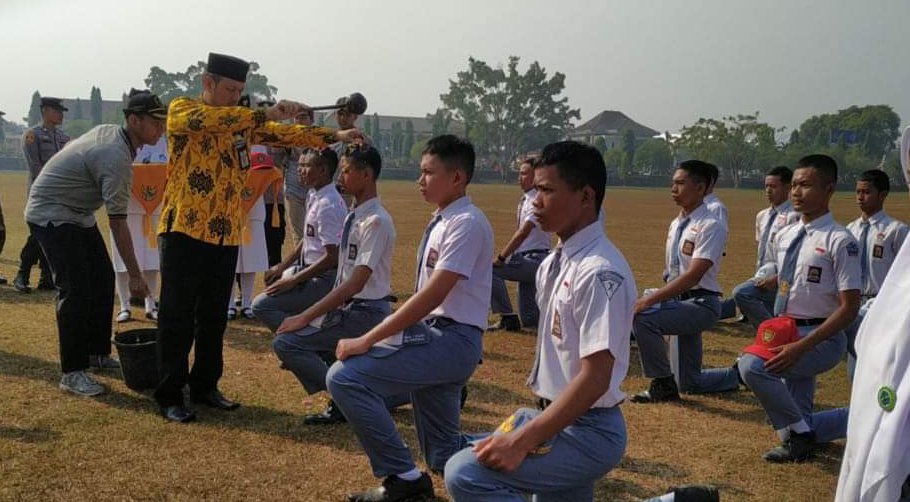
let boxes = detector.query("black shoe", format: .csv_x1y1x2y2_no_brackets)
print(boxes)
13,275,31,293
159,405,196,423
671,484,720,502
303,400,346,425
630,376,680,403
37,278,54,290
460,385,468,410
736,314,750,324
487,315,521,332
763,430,815,463
0,275,7,285
347,473,433,502
190,389,240,410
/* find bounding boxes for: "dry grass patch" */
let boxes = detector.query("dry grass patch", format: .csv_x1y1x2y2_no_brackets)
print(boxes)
1,171,907,500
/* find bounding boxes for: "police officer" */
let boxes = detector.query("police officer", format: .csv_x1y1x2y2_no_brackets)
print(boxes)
16,97,70,293
489,157,552,332
738,154,861,463
843,169,908,379
445,141,635,502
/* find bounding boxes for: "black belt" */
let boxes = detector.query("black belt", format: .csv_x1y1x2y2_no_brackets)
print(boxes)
793,318,825,327
521,249,549,255
537,398,552,410
678,289,721,301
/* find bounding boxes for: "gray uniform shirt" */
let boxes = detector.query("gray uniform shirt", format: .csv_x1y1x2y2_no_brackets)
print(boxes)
22,124,70,191
25,124,134,228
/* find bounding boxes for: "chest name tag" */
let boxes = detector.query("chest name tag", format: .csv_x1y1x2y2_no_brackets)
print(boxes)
348,244,358,260
873,244,884,259
681,240,695,256
806,266,822,283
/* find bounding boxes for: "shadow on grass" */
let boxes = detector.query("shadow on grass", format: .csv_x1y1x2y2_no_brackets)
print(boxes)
618,456,688,479
0,425,61,443
595,476,653,500
0,284,56,305
223,324,274,353
674,392,771,425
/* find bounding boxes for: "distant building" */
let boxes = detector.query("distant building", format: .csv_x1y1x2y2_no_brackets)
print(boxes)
568,110,660,148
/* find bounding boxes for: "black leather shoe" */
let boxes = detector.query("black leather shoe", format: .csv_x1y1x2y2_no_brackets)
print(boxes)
13,275,31,293
630,376,680,403
487,315,521,332
671,484,720,502
304,400,346,425
0,275,7,285
763,430,815,463
191,389,240,410
347,472,433,502
159,405,196,423
37,278,55,290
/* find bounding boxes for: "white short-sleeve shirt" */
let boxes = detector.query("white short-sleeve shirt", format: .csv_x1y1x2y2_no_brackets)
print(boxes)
665,203,727,292
301,184,346,266
755,200,800,268
775,213,862,319
704,193,729,230
846,211,909,297
338,197,395,301
532,222,636,408
515,188,551,253
418,196,494,330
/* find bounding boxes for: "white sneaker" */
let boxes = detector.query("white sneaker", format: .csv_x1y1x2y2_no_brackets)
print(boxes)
59,371,105,396
116,309,132,323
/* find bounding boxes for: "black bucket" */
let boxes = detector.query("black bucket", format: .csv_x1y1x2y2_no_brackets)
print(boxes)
112,329,158,391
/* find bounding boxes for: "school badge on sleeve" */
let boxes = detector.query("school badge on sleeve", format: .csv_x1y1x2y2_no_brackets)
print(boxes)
878,386,896,411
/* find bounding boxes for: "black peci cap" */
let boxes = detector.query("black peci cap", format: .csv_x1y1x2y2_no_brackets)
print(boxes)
40,97,68,111
123,89,167,119
207,52,250,83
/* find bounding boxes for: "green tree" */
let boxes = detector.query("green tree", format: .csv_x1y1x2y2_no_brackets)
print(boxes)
0,112,6,144
592,136,608,154
62,119,94,138
371,113,381,150
633,138,674,176
677,113,779,187
144,61,276,104
603,148,625,182
389,121,403,161
73,98,84,120
410,139,428,161
427,108,452,137
90,86,103,125
439,56,580,165
27,91,42,126
620,128,637,166
795,105,901,158
403,120,415,160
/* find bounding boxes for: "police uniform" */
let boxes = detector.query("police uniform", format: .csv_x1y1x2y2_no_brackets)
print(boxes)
445,221,635,501
273,197,395,394
252,182,345,331
843,211,908,378
634,202,738,393
738,213,861,444
326,195,493,476
730,200,800,326
18,99,70,289
491,188,551,328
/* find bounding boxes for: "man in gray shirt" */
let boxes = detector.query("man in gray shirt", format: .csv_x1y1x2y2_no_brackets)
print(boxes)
25,90,165,397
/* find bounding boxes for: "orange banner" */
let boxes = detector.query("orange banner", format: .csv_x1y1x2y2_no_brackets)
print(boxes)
131,163,168,248
240,167,283,244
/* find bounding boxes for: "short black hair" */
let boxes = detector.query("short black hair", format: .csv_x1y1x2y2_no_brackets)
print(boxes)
796,154,838,186
705,162,720,186
537,141,607,209
422,135,475,183
676,159,713,188
301,147,339,178
343,145,382,179
766,165,793,184
858,169,890,194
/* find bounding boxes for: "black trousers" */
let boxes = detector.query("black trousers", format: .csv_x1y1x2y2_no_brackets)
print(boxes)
29,222,114,373
18,232,52,281
263,203,286,267
154,232,238,406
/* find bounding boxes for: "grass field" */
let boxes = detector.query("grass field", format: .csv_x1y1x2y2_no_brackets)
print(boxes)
1,170,908,501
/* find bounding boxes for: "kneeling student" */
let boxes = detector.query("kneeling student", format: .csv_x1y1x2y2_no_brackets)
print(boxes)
273,145,404,424
444,141,636,501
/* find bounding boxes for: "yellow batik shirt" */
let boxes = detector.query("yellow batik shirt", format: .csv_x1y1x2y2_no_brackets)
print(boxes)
158,97,337,245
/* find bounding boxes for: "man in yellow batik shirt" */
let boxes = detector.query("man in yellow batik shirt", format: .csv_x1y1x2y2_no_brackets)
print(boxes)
154,52,361,423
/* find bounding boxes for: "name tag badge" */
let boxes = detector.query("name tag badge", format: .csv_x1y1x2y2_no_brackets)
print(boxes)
425,248,438,268
806,266,822,283
306,224,315,237
234,134,250,170
348,244,358,260
681,240,695,256
873,244,884,259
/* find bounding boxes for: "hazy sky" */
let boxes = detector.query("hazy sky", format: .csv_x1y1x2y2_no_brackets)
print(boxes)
2,0,908,135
